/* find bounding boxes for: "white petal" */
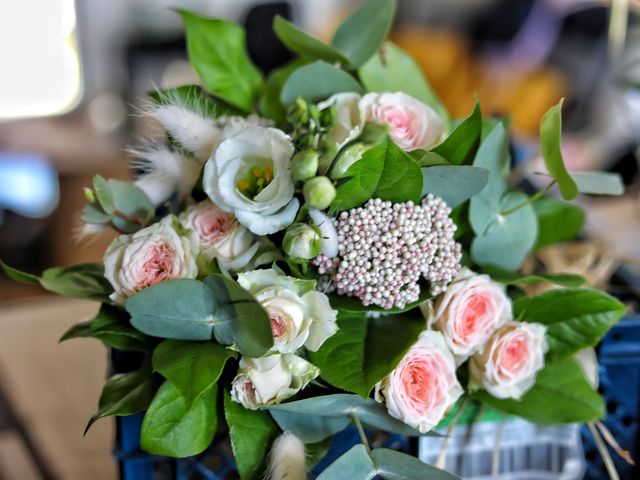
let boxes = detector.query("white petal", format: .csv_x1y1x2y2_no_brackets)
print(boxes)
235,198,300,235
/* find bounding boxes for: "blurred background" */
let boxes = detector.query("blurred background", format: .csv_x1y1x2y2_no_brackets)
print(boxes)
1,0,640,479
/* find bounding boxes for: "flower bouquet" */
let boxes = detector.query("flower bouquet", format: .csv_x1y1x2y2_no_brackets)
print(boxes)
3,0,630,478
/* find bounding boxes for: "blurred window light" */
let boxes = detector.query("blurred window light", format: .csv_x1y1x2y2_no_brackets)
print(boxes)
0,0,82,120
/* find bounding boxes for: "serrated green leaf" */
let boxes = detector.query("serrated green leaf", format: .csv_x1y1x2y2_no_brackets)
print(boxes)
153,340,235,403
514,288,626,361
433,101,482,165
539,99,578,200
224,389,278,479
476,356,604,424
273,16,348,65
421,165,489,208
481,267,585,288
533,196,584,250
331,0,396,68
178,10,263,112
41,263,113,302
332,137,422,211
141,380,218,457
280,61,363,106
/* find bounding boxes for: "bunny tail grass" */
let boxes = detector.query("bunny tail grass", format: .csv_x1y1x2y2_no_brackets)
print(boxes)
267,431,306,480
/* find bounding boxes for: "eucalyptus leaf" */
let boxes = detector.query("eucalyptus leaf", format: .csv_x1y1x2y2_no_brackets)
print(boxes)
273,16,348,65
514,288,626,361
269,409,351,443
308,312,424,397
224,389,278,480
433,102,482,165
141,380,218,457
476,356,604,424
153,340,235,403
331,0,396,68
179,10,263,112
93,175,115,215
280,61,363,106
107,180,155,233
358,42,449,127
259,60,307,126
81,203,112,224
533,196,584,249
332,137,422,211
410,150,449,167
421,166,489,208
539,99,578,200
316,444,375,480
571,172,624,196
471,191,538,270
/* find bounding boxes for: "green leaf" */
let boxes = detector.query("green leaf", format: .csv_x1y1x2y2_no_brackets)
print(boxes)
93,175,115,215
331,0,397,68
127,279,218,341
514,288,626,361
267,394,425,436
317,444,375,480
259,60,306,125
280,61,363,106
80,203,112,224
224,389,278,480
421,165,489,208
40,263,113,302
86,363,158,433
273,16,348,65
476,356,604,424
410,150,449,167
306,437,335,468
270,409,351,443
309,312,424,397
358,42,449,127
571,171,625,196
471,191,538,270
0,260,39,284
141,380,218,457
332,137,422,211
153,340,235,403
108,180,155,233
60,304,149,351
533,196,584,249
468,122,509,234
539,99,578,201
178,10,263,112
433,101,482,165
203,275,273,357
328,284,431,314
149,84,240,118
481,267,585,288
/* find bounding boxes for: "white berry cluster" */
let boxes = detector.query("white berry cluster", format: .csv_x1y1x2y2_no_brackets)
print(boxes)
313,196,462,309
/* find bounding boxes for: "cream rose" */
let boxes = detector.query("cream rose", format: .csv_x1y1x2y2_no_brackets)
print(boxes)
318,92,363,148
359,92,443,151
432,269,511,359
375,331,463,433
180,200,259,271
104,216,199,304
230,354,319,410
237,269,338,354
470,321,548,400
203,122,299,235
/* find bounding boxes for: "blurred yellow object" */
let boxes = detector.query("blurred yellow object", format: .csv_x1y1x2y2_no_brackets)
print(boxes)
392,26,568,137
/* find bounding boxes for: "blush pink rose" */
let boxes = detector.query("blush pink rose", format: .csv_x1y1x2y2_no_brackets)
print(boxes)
359,92,443,151
375,331,463,433
432,270,511,359
470,321,548,399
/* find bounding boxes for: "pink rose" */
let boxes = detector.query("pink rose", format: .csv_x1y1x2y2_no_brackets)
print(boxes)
359,92,443,151
470,321,548,399
375,331,463,433
180,200,259,270
432,270,511,359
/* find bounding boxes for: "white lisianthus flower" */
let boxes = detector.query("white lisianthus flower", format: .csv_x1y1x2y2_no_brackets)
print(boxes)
237,269,338,354
230,354,319,410
375,331,463,433
104,216,199,304
470,321,548,400
318,92,363,148
180,200,260,271
359,92,443,151
203,122,299,235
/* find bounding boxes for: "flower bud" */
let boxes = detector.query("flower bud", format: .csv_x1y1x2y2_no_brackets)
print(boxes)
330,143,367,179
83,187,96,203
283,223,321,260
303,176,336,210
291,150,319,182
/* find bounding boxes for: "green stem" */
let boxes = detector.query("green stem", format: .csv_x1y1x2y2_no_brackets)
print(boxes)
500,180,556,217
435,398,469,468
352,413,371,454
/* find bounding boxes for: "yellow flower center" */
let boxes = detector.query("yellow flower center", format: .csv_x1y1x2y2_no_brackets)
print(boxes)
237,162,273,199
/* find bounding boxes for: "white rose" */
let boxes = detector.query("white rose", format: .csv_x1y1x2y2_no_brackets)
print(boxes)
318,92,363,148
432,269,511,359
470,321,548,400
203,122,299,235
359,92,443,151
104,216,199,304
375,331,463,433
230,354,319,409
237,269,338,354
180,200,259,270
